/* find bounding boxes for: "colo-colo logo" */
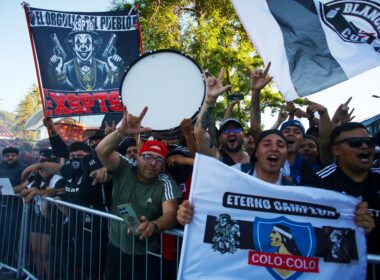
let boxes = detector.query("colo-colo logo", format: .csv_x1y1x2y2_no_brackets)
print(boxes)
251,216,318,280
320,0,380,52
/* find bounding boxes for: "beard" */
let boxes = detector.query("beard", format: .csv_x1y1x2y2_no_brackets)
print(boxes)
222,138,243,153
4,159,17,166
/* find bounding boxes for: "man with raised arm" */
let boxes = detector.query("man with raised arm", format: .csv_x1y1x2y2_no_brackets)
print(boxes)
194,65,272,169
194,69,250,167
95,106,181,280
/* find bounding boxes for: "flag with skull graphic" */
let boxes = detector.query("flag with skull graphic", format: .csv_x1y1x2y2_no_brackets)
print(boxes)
26,6,141,117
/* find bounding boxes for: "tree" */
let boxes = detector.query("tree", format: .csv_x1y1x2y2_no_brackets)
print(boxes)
14,84,42,143
0,111,17,131
112,0,298,130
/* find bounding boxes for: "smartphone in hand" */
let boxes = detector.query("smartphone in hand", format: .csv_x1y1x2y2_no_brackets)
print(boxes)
118,203,141,235
227,93,244,101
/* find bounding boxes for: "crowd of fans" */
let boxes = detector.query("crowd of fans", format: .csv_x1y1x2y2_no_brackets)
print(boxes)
0,64,379,279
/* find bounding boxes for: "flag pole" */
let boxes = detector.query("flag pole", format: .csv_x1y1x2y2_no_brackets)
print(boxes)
134,3,144,55
22,2,47,119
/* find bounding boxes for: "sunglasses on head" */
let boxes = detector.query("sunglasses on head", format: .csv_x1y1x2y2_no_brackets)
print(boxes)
222,127,242,134
334,137,375,148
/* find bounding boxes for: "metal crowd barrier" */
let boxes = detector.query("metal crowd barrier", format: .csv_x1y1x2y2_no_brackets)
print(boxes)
0,194,379,280
0,195,184,280
0,195,23,279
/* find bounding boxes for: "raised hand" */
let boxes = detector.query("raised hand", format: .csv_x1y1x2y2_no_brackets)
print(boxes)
293,108,309,119
284,102,296,114
205,68,232,103
43,117,56,135
180,118,197,156
304,98,328,116
250,62,272,92
277,107,289,123
331,97,355,126
180,118,192,136
117,105,151,137
104,120,116,135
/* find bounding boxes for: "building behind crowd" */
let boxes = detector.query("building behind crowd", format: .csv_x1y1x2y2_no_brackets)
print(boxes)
361,113,380,136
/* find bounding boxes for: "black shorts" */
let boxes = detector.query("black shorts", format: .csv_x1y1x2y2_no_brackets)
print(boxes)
30,213,51,234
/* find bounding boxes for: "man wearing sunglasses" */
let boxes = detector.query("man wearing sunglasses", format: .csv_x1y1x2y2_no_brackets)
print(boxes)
306,122,379,255
217,118,250,166
95,106,181,279
194,69,250,169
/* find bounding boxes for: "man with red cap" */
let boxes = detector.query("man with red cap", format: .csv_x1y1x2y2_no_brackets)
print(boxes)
96,106,181,280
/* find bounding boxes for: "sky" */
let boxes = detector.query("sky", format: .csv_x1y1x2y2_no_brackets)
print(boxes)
0,0,379,130
0,0,113,111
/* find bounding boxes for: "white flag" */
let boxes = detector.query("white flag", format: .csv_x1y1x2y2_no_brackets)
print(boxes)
231,0,380,100
178,154,367,280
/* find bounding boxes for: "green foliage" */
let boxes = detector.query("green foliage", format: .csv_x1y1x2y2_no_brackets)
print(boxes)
0,110,17,132
13,84,42,143
112,0,291,125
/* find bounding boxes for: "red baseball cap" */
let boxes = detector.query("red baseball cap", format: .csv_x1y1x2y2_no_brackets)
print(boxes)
139,140,168,159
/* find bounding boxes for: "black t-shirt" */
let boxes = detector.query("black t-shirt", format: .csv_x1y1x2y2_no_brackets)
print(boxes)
28,172,66,190
219,149,236,166
0,162,27,186
49,134,69,159
60,155,107,210
304,163,380,254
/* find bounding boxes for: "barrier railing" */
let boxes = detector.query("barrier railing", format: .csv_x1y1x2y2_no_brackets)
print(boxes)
0,194,23,278
0,194,379,279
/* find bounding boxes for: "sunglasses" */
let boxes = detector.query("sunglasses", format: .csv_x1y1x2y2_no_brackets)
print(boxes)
222,127,242,134
334,137,375,148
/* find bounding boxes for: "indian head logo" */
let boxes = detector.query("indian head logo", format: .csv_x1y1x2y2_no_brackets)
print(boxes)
251,216,319,280
320,0,380,52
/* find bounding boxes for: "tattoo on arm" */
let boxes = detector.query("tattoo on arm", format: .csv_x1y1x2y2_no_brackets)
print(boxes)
201,106,213,130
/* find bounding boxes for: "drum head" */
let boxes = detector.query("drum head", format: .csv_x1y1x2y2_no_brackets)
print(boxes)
120,50,205,132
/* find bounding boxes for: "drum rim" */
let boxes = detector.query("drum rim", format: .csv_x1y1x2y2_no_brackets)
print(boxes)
119,49,205,135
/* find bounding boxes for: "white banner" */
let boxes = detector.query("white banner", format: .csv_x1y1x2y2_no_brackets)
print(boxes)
178,154,367,280
231,0,380,100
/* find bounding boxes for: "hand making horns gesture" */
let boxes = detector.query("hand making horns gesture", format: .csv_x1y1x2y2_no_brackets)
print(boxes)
205,68,232,104
117,105,152,137
250,62,273,92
